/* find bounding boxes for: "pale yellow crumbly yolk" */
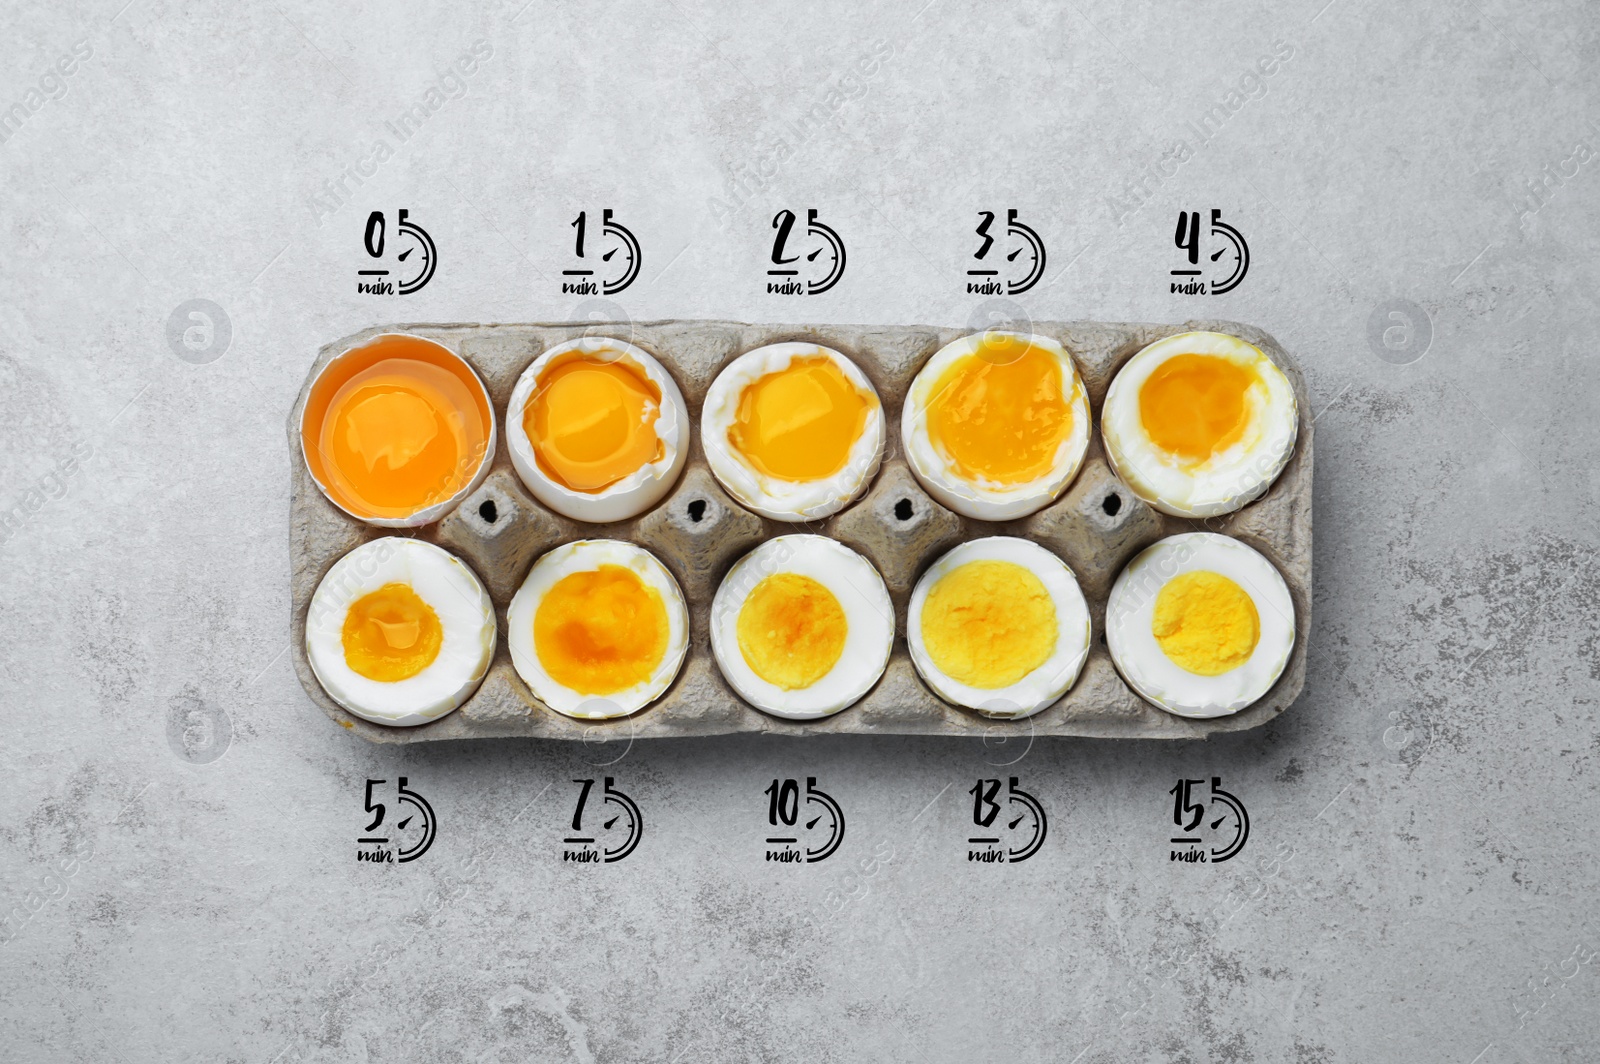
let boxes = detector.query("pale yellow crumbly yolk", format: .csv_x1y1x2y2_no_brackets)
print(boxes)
342,582,444,682
534,565,669,695
728,356,873,482
527,356,663,493
736,573,848,690
309,336,492,520
925,336,1075,487
1151,570,1260,675
920,560,1057,689
1137,353,1258,463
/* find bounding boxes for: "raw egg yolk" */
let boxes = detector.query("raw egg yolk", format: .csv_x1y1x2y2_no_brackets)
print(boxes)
342,583,444,682
920,560,1057,689
526,356,663,493
534,565,669,696
308,336,491,521
1138,354,1258,463
728,356,873,482
736,572,848,690
925,336,1075,486
1151,570,1259,675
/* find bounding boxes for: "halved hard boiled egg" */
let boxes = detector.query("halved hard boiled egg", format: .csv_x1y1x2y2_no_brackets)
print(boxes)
1101,331,1298,518
507,337,689,523
710,535,893,720
300,334,496,527
902,331,1091,521
1106,532,1294,718
701,343,884,522
907,537,1091,719
306,537,496,726
507,540,689,719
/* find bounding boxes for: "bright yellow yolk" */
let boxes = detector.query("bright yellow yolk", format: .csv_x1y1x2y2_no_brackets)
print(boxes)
310,339,491,521
1151,570,1260,675
728,356,873,481
736,573,848,690
527,357,663,493
1138,353,1258,463
342,583,444,682
926,337,1075,486
534,565,669,696
920,560,1057,689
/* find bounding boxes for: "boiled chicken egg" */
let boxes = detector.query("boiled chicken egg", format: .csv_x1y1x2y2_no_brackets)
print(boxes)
507,337,689,523
305,537,496,726
1105,532,1294,718
902,331,1091,521
1101,331,1298,518
710,535,893,720
701,343,884,521
907,537,1091,719
507,540,689,719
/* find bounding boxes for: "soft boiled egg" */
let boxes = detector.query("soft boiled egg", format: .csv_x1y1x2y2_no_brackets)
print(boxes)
907,537,1091,719
701,343,884,521
1105,532,1294,718
507,337,689,522
710,535,893,720
306,537,496,726
507,540,689,719
902,331,1091,521
300,333,496,527
1101,331,1298,518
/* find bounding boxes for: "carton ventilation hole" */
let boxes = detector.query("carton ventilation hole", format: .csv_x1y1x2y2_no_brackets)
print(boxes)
478,499,498,524
1101,493,1121,516
687,499,708,523
894,498,914,521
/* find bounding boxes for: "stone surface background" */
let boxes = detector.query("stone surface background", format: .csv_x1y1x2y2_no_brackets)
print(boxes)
2,2,1596,1062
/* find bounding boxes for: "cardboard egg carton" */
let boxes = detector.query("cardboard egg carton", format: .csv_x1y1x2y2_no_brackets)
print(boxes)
288,319,1312,743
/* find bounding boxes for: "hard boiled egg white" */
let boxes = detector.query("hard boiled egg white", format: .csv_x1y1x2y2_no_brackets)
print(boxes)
701,343,884,522
507,540,689,719
1101,331,1297,518
711,535,893,720
306,537,496,726
903,331,1091,521
907,537,1091,719
1106,532,1294,718
507,337,689,523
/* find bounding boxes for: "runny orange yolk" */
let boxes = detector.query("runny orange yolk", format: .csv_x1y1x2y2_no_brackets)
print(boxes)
534,565,669,696
925,336,1075,487
1137,353,1258,463
306,336,492,521
1151,570,1260,676
526,356,663,493
920,560,1057,689
728,356,873,482
736,573,848,690
342,583,444,682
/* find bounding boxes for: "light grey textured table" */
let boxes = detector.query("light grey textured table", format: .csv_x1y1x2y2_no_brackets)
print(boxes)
2,3,1596,1062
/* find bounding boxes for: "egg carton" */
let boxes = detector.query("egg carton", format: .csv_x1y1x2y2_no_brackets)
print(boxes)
287,319,1312,743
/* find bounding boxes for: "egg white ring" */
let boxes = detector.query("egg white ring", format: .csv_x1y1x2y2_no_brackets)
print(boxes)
907,537,1091,719
506,337,689,523
710,535,894,721
305,537,497,727
1106,532,1295,719
701,343,885,522
506,539,689,719
902,331,1092,521
300,334,499,529
1101,331,1299,518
